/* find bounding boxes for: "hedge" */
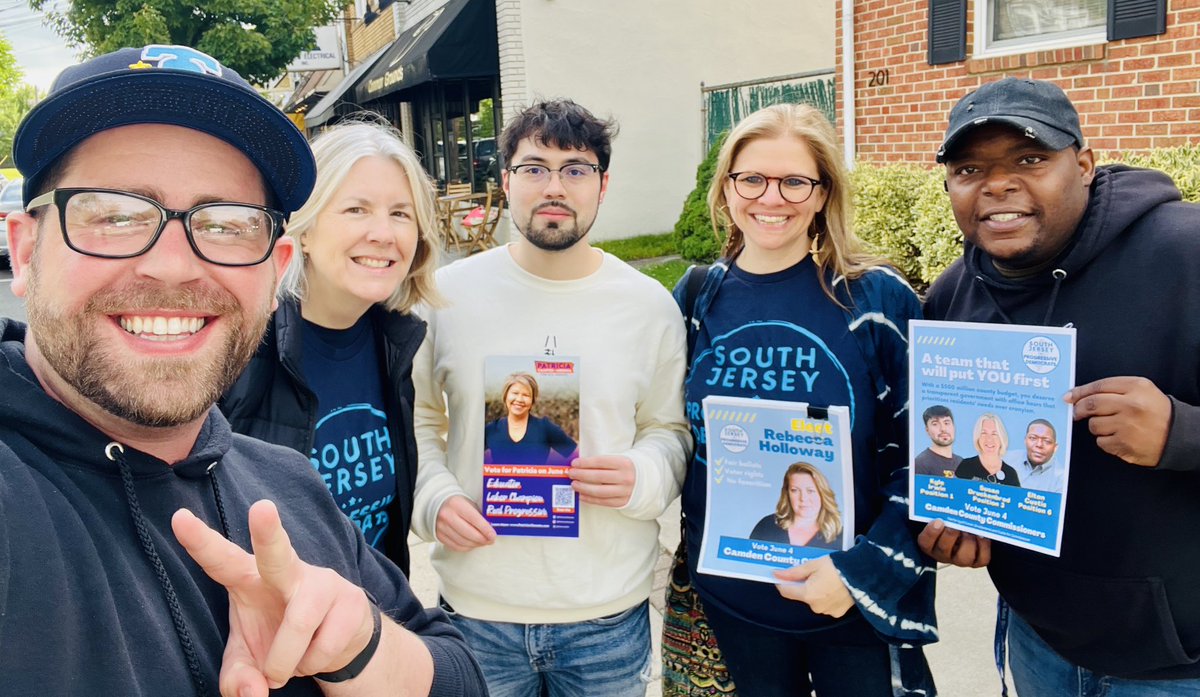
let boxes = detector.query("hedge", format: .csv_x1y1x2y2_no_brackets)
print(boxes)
674,133,726,263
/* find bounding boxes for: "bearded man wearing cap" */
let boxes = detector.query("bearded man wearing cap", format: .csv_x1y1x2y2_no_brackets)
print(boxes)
0,44,486,696
919,77,1200,694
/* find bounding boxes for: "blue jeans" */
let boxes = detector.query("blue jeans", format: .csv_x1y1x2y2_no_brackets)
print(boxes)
1009,611,1200,697
446,600,653,697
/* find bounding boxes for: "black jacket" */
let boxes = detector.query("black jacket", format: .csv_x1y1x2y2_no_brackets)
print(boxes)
0,319,485,696
926,165,1200,679
219,298,426,575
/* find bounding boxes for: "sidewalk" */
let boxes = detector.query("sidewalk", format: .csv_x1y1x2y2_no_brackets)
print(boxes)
405,498,1012,697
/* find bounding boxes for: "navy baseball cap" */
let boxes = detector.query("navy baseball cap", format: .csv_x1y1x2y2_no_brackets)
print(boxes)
936,78,1085,163
13,44,315,215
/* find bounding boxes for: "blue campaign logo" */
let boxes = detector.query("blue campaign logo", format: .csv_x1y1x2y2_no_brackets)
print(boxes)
139,45,223,76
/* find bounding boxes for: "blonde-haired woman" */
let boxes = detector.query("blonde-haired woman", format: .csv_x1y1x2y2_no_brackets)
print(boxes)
749,462,843,549
221,118,442,576
664,104,936,696
955,413,1020,486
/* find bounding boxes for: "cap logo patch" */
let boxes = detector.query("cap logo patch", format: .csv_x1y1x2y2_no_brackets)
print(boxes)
139,45,223,77
1024,127,1037,139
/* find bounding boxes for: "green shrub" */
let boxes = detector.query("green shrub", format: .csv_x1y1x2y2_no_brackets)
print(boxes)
674,133,727,262
850,162,927,282
910,173,962,285
1099,143,1200,203
850,162,959,289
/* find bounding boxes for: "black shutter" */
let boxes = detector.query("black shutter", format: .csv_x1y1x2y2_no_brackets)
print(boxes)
1109,0,1167,41
929,0,967,65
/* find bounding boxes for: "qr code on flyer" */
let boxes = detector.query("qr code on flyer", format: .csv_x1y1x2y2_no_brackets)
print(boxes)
552,484,576,514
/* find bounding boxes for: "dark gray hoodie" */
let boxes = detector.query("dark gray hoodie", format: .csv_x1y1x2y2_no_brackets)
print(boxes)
0,319,486,696
926,165,1200,679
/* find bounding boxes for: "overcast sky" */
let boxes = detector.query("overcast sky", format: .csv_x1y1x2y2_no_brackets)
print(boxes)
0,0,80,90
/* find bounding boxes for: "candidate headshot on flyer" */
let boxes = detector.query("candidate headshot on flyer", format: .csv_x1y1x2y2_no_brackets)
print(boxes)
748,461,843,550
483,363,580,466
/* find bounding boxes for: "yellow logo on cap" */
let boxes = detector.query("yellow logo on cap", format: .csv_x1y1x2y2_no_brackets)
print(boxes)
128,61,152,70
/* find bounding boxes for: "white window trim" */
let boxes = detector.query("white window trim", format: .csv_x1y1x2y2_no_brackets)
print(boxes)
972,0,1107,59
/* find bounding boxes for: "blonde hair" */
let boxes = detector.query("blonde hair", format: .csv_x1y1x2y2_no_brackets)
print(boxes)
280,117,443,312
973,413,1010,459
774,462,843,544
709,103,886,303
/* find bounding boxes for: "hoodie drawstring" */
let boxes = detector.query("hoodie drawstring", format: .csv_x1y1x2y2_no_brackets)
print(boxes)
107,442,211,697
207,461,231,539
1044,269,1067,325
972,268,1068,326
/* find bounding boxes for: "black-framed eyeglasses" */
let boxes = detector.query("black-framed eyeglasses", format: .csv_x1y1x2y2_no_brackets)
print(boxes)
505,163,604,186
728,172,826,204
26,188,286,267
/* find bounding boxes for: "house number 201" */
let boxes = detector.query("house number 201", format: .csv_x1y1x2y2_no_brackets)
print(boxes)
867,69,889,87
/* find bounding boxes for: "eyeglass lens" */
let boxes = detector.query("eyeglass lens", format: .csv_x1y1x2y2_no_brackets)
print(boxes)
511,164,600,185
63,190,275,265
732,173,819,204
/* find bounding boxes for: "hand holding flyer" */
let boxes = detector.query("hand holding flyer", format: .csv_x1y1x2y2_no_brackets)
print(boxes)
697,396,854,584
908,320,1076,556
482,355,582,537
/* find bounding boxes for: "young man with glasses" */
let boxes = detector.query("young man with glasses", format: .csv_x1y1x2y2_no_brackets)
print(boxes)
412,99,690,696
0,45,485,696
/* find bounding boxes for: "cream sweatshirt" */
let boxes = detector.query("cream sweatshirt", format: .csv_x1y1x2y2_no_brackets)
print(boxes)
412,246,690,623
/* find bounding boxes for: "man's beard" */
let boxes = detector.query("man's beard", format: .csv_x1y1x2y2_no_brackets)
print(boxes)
26,270,270,428
518,203,590,251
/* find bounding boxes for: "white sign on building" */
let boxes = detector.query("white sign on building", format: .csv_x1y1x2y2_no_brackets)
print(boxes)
288,25,343,72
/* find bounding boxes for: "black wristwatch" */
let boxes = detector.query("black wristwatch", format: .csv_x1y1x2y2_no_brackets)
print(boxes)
315,603,383,683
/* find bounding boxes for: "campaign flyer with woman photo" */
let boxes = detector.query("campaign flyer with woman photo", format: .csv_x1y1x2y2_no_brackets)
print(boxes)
698,395,854,583
482,355,581,537
908,320,1076,556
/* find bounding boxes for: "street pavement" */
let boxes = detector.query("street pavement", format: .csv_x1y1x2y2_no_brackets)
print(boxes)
406,497,1015,697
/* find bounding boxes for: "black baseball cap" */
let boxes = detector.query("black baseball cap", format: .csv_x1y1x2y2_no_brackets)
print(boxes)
936,78,1085,163
13,44,316,215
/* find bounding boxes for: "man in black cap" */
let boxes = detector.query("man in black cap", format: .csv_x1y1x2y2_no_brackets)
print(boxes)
919,77,1200,694
0,44,485,696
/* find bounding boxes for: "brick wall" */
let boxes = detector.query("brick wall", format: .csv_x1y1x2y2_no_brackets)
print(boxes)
496,0,527,113
840,0,1200,163
346,2,399,63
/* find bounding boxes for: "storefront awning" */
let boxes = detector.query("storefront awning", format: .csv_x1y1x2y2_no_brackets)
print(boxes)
305,45,389,127
355,0,498,103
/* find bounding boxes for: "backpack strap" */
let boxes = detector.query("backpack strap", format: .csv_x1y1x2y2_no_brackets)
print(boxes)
682,263,708,360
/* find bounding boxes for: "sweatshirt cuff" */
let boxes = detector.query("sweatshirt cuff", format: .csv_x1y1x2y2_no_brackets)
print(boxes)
423,635,487,697
617,448,679,520
1156,396,1200,472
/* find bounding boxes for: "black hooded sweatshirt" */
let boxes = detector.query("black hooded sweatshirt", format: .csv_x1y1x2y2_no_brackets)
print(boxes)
0,320,486,696
926,165,1200,679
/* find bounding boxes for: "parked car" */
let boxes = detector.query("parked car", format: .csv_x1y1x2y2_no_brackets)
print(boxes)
472,137,499,188
0,179,21,269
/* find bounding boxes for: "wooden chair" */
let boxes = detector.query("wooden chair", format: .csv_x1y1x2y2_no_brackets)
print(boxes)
439,182,478,253
459,183,505,254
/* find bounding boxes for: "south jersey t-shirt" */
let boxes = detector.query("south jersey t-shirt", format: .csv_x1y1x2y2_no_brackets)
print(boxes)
302,316,396,549
683,257,879,632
